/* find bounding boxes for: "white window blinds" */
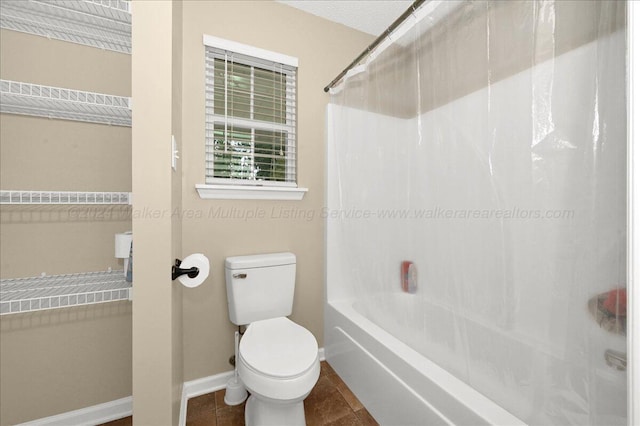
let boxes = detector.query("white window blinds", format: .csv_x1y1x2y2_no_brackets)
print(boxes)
205,44,297,186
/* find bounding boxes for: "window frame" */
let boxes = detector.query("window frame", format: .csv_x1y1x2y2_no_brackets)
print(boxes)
198,35,307,200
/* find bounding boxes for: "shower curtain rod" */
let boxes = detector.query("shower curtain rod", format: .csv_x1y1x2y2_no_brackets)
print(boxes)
323,0,426,93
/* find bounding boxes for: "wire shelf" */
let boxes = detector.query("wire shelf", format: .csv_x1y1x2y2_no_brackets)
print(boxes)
0,80,132,127
0,190,131,205
0,270,131,315
0,0,131,54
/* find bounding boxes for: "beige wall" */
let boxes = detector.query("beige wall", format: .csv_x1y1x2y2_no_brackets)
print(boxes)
179,1,373,380
0,30,132,425
0,304,132,426
131,1,183,424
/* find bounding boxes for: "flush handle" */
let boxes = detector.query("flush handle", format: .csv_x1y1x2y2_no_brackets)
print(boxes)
233,273,247,279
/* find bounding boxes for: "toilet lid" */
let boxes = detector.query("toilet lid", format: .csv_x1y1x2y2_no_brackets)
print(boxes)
240,317,318,379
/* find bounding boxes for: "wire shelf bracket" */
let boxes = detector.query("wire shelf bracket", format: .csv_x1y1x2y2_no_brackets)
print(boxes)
0,270,132,315
0,80,132,127
0,0,132,54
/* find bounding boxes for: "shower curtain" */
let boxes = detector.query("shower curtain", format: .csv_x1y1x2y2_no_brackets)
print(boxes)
327,1,627,424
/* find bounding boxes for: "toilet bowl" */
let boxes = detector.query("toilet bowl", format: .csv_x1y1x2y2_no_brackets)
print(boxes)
238,317,320,425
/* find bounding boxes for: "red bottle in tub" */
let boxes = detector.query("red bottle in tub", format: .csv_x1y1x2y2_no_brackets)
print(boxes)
401,261,417,293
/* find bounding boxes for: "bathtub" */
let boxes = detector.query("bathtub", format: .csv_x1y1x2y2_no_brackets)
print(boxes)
325,290,627,425
324,299,527,426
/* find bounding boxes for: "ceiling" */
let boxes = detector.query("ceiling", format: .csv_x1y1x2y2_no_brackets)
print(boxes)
276,0,414,36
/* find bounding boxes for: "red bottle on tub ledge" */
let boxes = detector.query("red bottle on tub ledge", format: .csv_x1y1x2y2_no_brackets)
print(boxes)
401,261,417,293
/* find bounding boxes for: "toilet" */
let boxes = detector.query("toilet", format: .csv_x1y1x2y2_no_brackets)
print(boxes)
225,252,320,426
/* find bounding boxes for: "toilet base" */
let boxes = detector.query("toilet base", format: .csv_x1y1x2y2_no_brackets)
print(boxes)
245,394,306,426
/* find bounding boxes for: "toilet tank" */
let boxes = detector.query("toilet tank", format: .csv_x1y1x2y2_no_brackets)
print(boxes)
225,252,296,325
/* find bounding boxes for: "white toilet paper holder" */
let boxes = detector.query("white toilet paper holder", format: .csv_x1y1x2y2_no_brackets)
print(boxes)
171,258,200,281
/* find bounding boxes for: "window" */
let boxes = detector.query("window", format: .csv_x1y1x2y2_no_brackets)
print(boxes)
204,36,299,192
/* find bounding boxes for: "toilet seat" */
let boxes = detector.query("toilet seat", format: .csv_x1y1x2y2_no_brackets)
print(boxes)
240,317,318,379
238,317,320,401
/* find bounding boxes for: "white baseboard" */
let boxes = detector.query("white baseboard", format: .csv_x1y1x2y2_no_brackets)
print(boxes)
16,397,132,426
15,348,325,426
178,370,235,426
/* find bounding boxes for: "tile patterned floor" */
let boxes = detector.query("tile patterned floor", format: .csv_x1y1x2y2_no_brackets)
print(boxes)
101,361,378,426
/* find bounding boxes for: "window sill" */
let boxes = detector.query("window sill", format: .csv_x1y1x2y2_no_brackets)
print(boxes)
195,184,308,201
